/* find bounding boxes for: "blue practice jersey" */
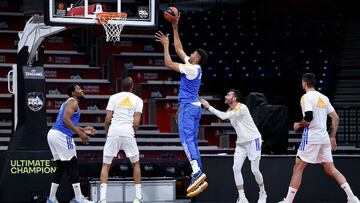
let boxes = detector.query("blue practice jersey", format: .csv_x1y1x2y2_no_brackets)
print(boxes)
178,57,202,104
52,98,80,137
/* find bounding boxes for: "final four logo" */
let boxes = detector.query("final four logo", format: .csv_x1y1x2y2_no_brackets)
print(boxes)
27,92,44,111
138,6,149,19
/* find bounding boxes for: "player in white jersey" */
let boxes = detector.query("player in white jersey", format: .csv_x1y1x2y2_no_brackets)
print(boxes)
200,89,267,203
279,73,359,203
99,77,144,203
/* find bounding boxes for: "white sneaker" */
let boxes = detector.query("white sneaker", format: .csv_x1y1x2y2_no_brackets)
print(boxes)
278,199,290,203
97,199,106,203
236,196,249,203
348,196,360,203
258,191,267,203
72,195,94,203
133,197,143,203
46,198,59,203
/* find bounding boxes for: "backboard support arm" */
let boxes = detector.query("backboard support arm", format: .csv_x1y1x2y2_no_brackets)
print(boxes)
17,15,67,65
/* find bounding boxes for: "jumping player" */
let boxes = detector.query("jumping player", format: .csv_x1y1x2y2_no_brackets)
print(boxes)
155,16,209,197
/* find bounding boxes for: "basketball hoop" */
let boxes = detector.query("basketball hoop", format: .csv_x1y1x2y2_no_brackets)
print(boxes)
96,12,127,42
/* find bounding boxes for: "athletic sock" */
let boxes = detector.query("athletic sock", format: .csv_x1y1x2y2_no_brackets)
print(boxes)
191,160,200,174
100,183,107,200
49,183,59,201
341,182,355,198
135,184,142,200
285,187,297,203
72,183,82,201
238,188,246,198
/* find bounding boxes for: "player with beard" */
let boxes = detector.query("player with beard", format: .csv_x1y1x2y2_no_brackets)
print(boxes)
200,89,267,203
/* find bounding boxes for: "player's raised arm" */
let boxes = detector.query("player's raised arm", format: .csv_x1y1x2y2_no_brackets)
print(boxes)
172,18,187,62
155,31,181,72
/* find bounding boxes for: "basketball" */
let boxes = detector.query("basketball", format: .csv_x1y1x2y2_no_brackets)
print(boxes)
163,7,179,22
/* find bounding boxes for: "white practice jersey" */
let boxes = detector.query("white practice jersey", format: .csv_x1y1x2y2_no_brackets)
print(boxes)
300,90,335,144
106,92,143,137
208,103,261,144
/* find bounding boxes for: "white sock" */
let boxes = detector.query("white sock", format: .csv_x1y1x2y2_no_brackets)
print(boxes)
285,187,297,203
49,183,59,201
341,183,355,198
259,185,266,193
238,188,246,198
135,184,142,200
72,183,82,200
191,160,200,174
100,183,107,200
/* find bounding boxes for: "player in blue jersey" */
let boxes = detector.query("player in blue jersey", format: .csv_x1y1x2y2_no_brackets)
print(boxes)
47,84,96,203
155,17,208,198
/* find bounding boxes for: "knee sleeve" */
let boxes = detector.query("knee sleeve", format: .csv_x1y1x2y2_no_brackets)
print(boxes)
53,160,66,184
251,158,264,184
233,155,246,186
67,157,80,184
233,164,244,186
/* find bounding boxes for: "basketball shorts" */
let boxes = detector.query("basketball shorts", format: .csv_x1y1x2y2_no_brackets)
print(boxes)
47,129,77,161
103,135,139,164
235,138,262,161
297,143,333,164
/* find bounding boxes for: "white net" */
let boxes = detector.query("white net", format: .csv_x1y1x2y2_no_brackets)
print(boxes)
96,12,127,42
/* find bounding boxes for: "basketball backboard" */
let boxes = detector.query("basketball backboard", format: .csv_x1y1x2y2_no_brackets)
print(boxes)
45,0,157,27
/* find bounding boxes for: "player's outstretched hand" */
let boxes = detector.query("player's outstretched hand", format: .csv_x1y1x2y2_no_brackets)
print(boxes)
155,31,169,46
200,98,210,109
330,137,337,151
83,126,97,135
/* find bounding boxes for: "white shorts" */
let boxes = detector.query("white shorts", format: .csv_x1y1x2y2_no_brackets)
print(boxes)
103,136,139,164
47,129,77,161
297,143,333,164
235,138,262,161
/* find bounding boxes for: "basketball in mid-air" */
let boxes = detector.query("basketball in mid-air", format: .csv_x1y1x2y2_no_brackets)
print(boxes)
163,7,179,22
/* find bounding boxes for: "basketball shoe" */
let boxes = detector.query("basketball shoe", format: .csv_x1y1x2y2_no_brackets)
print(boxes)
133,197,143,203
236,196,249,203
186,181,208,198
46,198,59,203
348,196,360,203
186,171,207,193
278,199,290,203
72,195,94,203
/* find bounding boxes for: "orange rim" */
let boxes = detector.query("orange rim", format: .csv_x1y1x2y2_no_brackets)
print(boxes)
96,12,127,25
